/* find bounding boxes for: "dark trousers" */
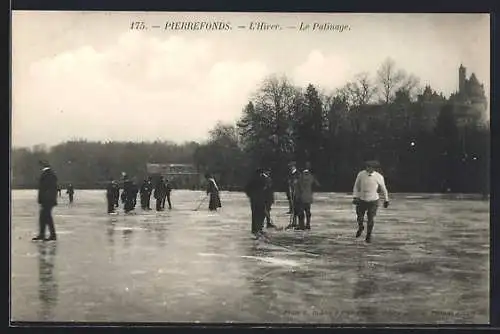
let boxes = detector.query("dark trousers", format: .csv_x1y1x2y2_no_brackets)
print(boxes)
264,202,272,225
293,200,305,229
124,198,135,212
166,193,172,209
156,198,163,211
140,194,145,209
251,201,266,234
38,205,56,238
69,194,74,203
303,203,312,226
140,194,148,209
286,189,293,211
145,194,151,209
356,200,378,235
107,197,115,213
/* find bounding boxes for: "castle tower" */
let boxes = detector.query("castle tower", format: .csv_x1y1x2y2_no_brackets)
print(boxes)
459,64,466,94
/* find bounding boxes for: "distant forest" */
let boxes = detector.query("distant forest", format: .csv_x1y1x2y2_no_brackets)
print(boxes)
12,59,490,194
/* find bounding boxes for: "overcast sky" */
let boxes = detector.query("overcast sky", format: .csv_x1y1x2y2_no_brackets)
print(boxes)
12,12,490,148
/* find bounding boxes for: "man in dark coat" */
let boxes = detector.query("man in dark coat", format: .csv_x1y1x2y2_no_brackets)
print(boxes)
154,176,167,211
205,173,222,211
66,184,74,204
245,168,267,236
122,177,136,213
106,179,117,213
140,178,153,210
33,160,58,241
263,168,277,229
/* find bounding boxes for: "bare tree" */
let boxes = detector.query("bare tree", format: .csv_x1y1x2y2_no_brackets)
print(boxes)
376,58,406,104
347,72,377,108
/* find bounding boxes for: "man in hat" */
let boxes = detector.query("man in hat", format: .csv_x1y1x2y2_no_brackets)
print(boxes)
33,160,58,241
66,183,75,204
122,175,136,213
205,173,222,211
140,177,153,210
299,162,321,230
352,160,390,243
263,168,277,229
285,166,304,230
245,168,274,237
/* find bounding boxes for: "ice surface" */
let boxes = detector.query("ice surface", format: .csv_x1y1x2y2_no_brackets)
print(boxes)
10,190,489,324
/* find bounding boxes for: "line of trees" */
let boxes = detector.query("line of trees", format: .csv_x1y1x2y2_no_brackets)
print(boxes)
11,141,198,189
11,58,490,194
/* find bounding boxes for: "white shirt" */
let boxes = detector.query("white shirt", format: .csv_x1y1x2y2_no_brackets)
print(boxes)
353,170,389,202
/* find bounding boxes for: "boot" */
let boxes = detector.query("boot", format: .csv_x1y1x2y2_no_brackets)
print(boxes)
305,216,311,230
355,224,364,238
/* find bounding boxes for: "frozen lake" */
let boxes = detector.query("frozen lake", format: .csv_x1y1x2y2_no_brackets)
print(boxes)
10,190,489,324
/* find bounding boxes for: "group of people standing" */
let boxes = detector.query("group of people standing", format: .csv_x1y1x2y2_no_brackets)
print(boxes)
32,158,390,244
244,159,390,243
244,161,320,237
106,175,173,214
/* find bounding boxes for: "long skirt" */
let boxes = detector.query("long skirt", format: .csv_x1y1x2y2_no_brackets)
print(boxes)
208,192,222,211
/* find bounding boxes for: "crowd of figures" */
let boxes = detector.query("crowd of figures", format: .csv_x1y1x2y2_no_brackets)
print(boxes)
104,173,222,214
33,158,389,244
105,174,174,214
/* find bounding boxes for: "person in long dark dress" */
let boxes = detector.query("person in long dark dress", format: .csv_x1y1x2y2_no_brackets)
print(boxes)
205,173,222,211
33,160,58,241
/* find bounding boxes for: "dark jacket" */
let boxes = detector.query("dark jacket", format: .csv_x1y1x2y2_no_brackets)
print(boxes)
140,181,153,195
38,167,58,207
245,171,267,204
106,182,116,199
154,180,167,199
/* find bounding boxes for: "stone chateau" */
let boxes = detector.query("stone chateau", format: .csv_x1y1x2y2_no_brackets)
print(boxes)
358,64,489,131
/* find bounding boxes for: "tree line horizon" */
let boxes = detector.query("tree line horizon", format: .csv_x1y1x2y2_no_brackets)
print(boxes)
12,58,490,194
